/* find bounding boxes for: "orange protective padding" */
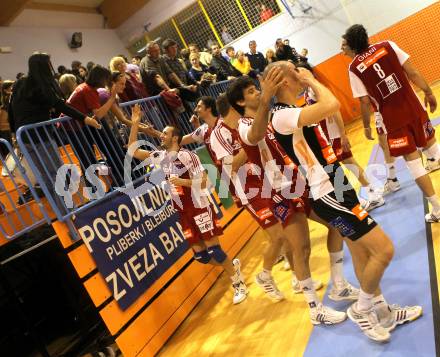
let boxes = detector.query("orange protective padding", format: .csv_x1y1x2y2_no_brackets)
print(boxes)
313,2,440,123
67,243,96,278
83,273,112,307
99,208,251,335
118,219,258,357
52,221,77,249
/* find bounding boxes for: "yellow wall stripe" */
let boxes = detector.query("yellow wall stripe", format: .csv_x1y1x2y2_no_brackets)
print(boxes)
235,0,252,30
171,18,188,49
198,0,224,48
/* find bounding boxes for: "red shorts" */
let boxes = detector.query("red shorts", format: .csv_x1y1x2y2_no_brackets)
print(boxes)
245,190,308,228
386,114,435,156
179,204,223,245
331,137,353,161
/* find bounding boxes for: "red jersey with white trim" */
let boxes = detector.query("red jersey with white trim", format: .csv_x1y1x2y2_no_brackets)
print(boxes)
237,117,300,192
210,121,262,205
190,119,220,165
348,40,427,132
147,148,209,210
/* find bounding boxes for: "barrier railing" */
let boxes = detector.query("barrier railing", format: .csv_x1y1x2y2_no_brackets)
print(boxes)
12,80,232,234
0,139,51,240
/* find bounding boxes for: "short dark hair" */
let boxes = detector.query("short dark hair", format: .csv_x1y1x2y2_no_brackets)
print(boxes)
57,65,67,74
342,24,369,54
111,71,124,83
86,65,111,88
225,46,235,53
216,93,230,118
168,126,183,144
249,40,256,45
162,38,177,50
133,55,142,61
199,96,218,117
71,60,81,69
226,76,255,116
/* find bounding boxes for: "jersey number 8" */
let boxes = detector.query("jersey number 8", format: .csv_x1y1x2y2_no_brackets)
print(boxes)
373,63,386,79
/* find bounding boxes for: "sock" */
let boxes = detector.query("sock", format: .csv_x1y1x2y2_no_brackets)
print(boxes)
329,250,345,288
260,268,272,280
424,143,440,161
427,195,440,212
357,288,374,312
231,274,240,284
387,163,396,180
299,277,320,309
373,294,391,320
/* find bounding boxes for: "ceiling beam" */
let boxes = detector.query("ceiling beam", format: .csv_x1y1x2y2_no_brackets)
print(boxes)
99,0,150,29
0,0,32,26
26,2,99,14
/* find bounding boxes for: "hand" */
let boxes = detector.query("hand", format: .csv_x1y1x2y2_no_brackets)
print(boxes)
84,116,101,129
139,123,159,136
340,134,351,152
190,114,200,128
131,104,142,124
187,84,198,92
294,67,315,86
424,93,437,113
227,76,236,80
364,127,374,140
259,66,283,100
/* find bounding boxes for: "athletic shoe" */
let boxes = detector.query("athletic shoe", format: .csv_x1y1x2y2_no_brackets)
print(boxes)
310,303,347,325
232,281,248,305
425,158,440,173
255,272,285,301
425,211,440,223
347,303,391,342
292,274,323,294
383,178,401,195
379,304,423,332
360,196,385,211
328,280,359,302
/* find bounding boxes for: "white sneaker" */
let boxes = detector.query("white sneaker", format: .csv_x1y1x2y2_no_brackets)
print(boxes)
425,211,440,223
255,272,285,301
292,274,323,294
383,178,401,195
232,281,248,305
380,304,423,332
310,303,347,325
425,158,440,173
328,281,359,302
360,196,385,211
347,303,391,342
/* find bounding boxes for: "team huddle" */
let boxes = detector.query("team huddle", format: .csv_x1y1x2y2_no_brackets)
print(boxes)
127,25,439,343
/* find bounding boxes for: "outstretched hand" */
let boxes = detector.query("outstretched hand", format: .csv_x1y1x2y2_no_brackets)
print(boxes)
131,104,142,124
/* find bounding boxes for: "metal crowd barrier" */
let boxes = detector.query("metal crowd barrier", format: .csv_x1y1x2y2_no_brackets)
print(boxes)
0,139,51,240
13,80,233,227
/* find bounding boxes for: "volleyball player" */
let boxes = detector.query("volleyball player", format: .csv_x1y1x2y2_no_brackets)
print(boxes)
267,60,422,342
342,24,440,222
127,105,247,305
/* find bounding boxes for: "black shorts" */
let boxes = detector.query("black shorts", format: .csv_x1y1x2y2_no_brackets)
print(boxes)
311,189,377,241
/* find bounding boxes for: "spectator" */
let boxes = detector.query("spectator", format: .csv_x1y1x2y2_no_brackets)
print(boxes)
188,43,212,67
16,72,25,80
59,73,78,99
188,53,216,86
86,61,95,72
110,56,148,102
299,48,309,62
260,4,274,23
210,43,241,81
78,65,88,82
9,53,99,207
275,38,296,61
126,63,142,82
71,60,83,83
265,48,277,64
56,65,67,79
0,80,13,156
131,55,142,66
283,39,290,46
180,48,191,70
221,25,234,44
225,46,237,65
233,50,251,75
247,40,266,73
162,38,195,86
118,54,129,63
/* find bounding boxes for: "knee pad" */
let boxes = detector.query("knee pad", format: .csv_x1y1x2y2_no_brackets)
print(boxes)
406,158,427,179
194,250,210,264
207,245,227,263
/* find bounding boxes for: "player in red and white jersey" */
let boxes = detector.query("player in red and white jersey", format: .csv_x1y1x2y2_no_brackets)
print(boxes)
127,105,247,305
227,75,358,325
342,24,440,222
267,60,422,342
180,96,243,207
303,84,388,210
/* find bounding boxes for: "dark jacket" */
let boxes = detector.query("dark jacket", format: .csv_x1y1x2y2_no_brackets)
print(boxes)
210,55,241,81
